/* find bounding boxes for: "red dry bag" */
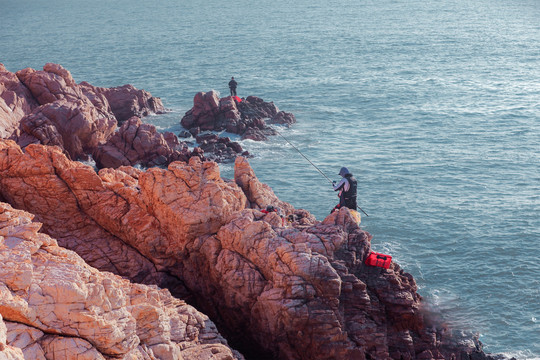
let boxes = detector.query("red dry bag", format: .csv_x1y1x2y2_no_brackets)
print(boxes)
365,252,392,269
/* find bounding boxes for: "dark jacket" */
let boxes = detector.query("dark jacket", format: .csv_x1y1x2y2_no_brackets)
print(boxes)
228,79,237,89
342,174,357,210
334,173,357,210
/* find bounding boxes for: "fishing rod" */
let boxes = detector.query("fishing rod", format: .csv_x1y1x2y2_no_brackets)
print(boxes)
272,127,369,217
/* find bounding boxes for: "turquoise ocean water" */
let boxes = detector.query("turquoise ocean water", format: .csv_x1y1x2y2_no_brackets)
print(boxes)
2,0,539,358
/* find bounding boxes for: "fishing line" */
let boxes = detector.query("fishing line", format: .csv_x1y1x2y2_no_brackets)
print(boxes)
272,127,333,184
272,126,369,217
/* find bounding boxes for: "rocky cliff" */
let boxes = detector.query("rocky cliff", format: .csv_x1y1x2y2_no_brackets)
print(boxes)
0,201,242,359
0,138,501,360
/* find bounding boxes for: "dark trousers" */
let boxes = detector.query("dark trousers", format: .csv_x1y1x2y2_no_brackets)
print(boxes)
230,87,237,96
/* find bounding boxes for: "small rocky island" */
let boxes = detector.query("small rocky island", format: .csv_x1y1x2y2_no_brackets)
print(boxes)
0,64,509,359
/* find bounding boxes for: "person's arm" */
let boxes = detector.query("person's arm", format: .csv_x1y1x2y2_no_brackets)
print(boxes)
333,178,347,191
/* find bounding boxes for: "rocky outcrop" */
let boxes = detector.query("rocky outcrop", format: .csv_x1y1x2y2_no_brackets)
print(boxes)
0,140,191,298
16,63,86,105
1,64,257,168
0,201,243,359
93,116,205,169
79,82,166,123
0,63,178,168
15,64,165,122
181,91,296,141
0,64,38,140
20,99,116,161
0,139,498,360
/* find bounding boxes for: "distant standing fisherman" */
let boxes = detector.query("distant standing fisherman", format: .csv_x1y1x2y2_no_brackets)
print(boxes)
228,77,238,96
332,167,357,212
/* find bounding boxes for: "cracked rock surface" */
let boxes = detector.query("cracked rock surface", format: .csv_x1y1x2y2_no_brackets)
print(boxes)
0,201,242,359
0,139,492,359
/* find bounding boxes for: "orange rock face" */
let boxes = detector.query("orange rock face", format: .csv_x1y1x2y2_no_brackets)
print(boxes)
0,201,242,359
0,139,483,359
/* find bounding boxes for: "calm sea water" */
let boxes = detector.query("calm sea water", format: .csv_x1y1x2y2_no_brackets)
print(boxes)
2,0,539,358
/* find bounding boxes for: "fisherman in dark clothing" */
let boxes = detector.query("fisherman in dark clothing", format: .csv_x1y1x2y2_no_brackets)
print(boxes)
228,77,238,96
331,167,358,212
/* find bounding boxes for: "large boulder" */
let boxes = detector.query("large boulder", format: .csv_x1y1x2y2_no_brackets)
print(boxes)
16,63,86,105
93,116,203,169
237,95,279,119
0,64,39,139
80,82,166,123
182,90,222,130
20,99,116,160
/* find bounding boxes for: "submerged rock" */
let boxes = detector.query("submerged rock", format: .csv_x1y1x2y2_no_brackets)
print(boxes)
0,139,502,360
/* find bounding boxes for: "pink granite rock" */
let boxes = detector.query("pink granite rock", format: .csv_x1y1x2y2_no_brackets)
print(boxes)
16,63,85,105
0,140,187,297
181,90,222,131
20,99,116,160
270,110,296,126
0,64,39,139
1,64,167,164
78,81,113,115
93,116,203,169
81,82,166,122
0,140,491,360
238,95,279,119
0,201,243,359
234,156,295,215
181,92,295,142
